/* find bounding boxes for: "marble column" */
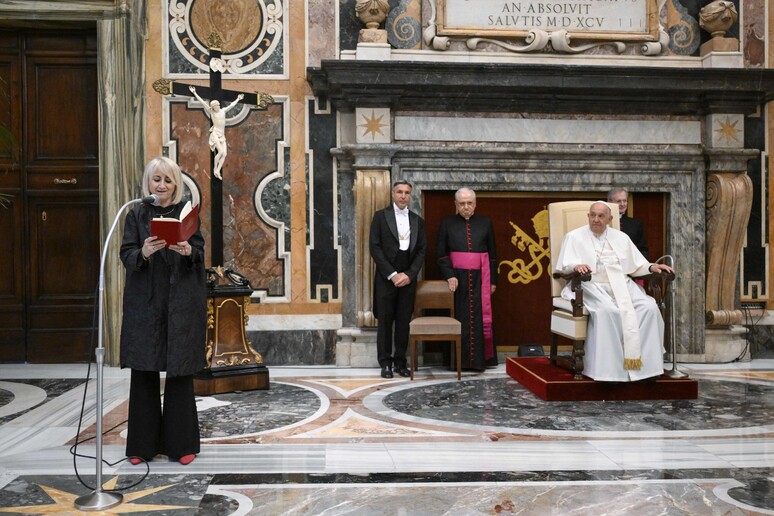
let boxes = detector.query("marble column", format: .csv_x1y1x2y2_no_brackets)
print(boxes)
703,117,758,361
97,4,147,365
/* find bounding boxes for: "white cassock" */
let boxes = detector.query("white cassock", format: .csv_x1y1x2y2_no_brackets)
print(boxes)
555,225,665,382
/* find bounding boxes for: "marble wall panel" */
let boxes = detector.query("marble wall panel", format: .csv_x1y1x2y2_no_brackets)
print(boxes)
741,115,767,301
168,100,289,299
247,329,337,365
308,0,337,66
742,0,765,66
338,0,361,51
307,99,340,302
747,325,774,358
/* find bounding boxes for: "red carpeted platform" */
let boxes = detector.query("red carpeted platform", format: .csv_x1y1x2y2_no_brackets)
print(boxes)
506,356,698,401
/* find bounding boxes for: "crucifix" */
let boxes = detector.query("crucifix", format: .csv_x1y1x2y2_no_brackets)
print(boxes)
153,32,273,267
152,32,273,394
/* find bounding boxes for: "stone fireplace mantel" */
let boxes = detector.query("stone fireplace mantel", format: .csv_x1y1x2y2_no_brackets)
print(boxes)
317,61,774,365
308,61,774,116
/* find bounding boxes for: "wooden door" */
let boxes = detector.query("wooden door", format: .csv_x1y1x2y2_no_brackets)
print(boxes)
0,29,99,363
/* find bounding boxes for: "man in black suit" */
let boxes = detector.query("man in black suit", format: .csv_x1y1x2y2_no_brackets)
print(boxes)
608,187,648,259
369,181,427,378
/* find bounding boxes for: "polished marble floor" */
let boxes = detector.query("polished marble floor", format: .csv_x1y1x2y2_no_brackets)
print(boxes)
0,358,773,514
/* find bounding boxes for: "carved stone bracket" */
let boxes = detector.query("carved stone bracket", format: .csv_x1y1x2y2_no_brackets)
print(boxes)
705,151,755,327
354,169,391,327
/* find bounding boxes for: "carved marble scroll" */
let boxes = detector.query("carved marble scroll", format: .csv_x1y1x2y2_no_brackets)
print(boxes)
705,172,752,327
354,170,391,327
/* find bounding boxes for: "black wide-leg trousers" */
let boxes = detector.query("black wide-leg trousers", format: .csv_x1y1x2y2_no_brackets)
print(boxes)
125,369,200,461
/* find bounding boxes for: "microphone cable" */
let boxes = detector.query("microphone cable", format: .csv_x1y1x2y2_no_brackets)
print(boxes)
69,271,151,492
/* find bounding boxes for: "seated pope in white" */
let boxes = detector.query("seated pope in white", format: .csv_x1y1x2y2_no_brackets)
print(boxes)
555,201,674,382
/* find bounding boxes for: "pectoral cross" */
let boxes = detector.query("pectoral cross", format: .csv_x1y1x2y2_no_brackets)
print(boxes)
152,32,273,267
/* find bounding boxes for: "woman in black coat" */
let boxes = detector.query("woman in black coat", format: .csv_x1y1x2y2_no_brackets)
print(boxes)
119,156,206,465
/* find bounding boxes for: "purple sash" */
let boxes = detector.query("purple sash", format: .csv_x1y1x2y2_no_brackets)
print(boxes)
449,251,494,359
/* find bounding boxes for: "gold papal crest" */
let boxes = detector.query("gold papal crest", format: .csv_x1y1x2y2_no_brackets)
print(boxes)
498,209,550,285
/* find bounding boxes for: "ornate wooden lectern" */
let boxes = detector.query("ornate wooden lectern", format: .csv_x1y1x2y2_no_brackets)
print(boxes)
194,267,269,395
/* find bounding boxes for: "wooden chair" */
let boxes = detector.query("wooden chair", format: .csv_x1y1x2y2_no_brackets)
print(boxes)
548,200,674,379
409,280,462,380
548,201,620,378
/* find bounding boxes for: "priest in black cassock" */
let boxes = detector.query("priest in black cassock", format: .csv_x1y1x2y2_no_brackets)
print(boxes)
437,187,498,371
608,187,648,259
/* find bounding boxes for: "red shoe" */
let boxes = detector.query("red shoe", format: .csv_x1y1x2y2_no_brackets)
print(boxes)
129,457,143,465
178,454,195,465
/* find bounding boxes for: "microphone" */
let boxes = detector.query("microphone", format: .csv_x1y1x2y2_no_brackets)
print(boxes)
141,194,160,205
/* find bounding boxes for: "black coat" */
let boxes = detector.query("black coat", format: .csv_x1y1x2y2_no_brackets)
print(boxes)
620,214,649,260
119,202,207,377
369,206,426,284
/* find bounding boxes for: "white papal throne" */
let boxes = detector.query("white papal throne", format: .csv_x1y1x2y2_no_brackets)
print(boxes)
547,200,673,379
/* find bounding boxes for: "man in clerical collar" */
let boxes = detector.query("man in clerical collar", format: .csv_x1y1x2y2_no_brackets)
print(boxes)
436,187,498,371
369,181,427,379
556,201,674,382
608,187,648,259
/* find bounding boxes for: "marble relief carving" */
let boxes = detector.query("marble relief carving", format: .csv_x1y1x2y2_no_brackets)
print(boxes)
386,0,422,49
167,100,289,301
165,0,285,76
664,0,700,55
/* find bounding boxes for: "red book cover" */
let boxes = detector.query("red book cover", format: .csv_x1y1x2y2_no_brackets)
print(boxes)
150,201,199,246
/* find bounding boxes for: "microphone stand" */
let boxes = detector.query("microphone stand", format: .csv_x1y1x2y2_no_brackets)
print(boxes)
75,198,143,510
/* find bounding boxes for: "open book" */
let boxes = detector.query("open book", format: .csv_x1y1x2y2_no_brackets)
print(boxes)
150,201,199,246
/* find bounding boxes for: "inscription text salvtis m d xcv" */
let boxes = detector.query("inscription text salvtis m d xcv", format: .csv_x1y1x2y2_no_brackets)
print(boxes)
440,0,653,36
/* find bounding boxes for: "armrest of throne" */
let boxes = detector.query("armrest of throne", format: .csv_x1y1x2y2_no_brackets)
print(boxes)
552,271,592,317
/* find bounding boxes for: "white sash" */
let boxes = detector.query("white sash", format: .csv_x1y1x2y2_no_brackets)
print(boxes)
606,263,642,370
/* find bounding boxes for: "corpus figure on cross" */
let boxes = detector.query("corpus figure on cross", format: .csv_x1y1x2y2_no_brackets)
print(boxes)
189,85,244,180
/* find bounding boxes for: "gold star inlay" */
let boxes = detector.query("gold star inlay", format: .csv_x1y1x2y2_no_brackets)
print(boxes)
358,111,388,140
0,476,191,514
715,116,741,145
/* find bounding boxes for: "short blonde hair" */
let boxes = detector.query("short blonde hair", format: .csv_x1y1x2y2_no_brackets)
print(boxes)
141,156,184,205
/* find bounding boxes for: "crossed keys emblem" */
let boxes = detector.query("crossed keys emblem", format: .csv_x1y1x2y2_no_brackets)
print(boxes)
498,209,551,285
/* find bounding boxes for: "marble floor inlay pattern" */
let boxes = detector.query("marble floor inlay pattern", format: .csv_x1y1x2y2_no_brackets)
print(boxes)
0,360,773,514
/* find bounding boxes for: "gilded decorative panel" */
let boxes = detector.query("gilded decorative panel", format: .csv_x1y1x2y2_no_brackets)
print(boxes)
164,0,286,77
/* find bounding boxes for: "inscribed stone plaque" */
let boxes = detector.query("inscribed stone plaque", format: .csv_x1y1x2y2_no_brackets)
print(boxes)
437,0,659,41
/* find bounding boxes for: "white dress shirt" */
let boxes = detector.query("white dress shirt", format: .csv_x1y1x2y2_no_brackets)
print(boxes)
394,204,410,252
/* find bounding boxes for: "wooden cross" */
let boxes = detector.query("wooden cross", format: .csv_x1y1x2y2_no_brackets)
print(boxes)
153,33,273,267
